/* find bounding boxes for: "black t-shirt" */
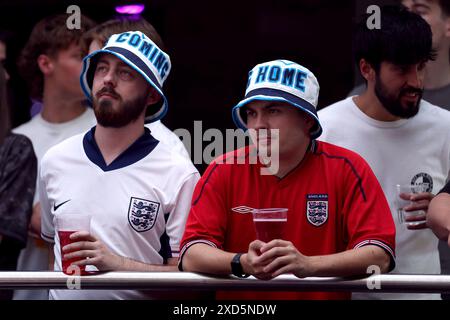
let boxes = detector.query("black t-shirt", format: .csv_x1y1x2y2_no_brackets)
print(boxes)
0,133,37,247
439,180,450,195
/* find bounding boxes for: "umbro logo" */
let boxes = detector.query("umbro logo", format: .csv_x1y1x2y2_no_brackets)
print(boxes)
231,206,255,214
53,200,71,211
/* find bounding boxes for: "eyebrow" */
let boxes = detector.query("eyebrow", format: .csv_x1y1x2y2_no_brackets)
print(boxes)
117,61,132,69
413,0,431,6
97,58,132,70
246,102,284,112
97,58,109,65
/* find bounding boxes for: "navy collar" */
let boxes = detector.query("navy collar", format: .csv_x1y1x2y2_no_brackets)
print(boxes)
83,126,159,171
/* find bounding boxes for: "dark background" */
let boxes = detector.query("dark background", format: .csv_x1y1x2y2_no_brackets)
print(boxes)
0,0,394,170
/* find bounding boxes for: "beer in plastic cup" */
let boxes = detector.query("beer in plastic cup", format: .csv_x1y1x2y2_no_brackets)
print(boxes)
55,213,91,275
252,208,288,242
395,184,427,227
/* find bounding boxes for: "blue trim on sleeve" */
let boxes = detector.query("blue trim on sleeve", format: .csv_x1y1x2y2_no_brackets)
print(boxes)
439,181,450,195
313,147,367,202
158,213,172,263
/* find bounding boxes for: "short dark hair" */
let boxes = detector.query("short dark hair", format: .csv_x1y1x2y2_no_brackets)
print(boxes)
18,14,96,100
353,5,435,72
439,0,450,16
80,17,165,56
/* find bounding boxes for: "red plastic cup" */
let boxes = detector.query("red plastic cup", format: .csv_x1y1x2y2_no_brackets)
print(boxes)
252,208,288,242
55,214,91,275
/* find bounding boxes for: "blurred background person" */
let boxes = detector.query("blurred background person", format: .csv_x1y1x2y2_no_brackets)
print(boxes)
0,63,36,300
12,14,96,300
0,29,31,125
0,31,11,81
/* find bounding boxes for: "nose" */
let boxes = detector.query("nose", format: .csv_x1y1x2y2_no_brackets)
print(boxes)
249,112,269,131
102,69,117,87
406,66,424,88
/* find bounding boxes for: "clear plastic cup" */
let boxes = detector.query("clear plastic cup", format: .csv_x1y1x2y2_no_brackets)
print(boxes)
395,184,428,227
252,208,288,242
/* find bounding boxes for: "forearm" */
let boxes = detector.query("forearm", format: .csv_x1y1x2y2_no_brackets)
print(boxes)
306,245,391,277
29,203,41,238
427,193,450,240
115,256,179,272
182,243,235,275
49,244,55,271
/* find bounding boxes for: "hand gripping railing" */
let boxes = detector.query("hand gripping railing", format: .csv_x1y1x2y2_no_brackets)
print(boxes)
1,272,450,293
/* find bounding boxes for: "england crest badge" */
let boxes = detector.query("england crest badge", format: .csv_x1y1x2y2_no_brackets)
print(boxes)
306,194,328,227
128,197,160,232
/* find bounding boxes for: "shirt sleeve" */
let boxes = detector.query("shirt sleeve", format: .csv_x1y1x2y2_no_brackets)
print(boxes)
164,172,200,259
39,157,55,243
179,162,229,267
439,180,450,195
0,134,37,245
342,154,396,270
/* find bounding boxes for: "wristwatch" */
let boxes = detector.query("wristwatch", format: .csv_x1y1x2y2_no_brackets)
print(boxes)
231,253,250,278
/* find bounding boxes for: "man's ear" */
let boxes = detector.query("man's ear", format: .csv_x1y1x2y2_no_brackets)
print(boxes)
146,86,162,106
37,54,54,76
303,114,315,132
359,58,376,82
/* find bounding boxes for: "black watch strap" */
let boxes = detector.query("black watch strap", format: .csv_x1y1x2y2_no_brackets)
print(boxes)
231,253,250,278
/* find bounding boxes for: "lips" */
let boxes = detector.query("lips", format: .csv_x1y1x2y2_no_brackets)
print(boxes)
98,92,118,99
400,87,422,99
257,136,274,146
401,93,419,103
96,87,119,100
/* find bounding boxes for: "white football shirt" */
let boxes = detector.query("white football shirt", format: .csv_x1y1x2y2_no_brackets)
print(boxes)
40,127,199,300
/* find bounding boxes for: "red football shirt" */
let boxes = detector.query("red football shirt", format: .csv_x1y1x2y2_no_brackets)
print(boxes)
180,141,395,300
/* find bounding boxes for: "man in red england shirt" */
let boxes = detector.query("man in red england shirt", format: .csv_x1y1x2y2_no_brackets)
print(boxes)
179,60,396,299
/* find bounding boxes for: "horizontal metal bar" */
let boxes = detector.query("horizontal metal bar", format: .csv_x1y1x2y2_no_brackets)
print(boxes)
1,272,450,293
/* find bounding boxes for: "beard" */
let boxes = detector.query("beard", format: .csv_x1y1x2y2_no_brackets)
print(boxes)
93,87,148,128
374,74,423,119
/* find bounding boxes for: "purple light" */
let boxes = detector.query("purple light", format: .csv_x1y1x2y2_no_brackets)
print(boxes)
115,4,145,15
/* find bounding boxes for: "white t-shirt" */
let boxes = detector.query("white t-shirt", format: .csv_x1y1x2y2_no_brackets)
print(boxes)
12,108,96,300
146,121,189,160
318,97,450,300
39,127,199,300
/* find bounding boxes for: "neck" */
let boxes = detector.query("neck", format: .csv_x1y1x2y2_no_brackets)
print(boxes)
40,82,86,123
263,140,311,179
424,46,450,90
94,118,145,166
353,87,400,122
